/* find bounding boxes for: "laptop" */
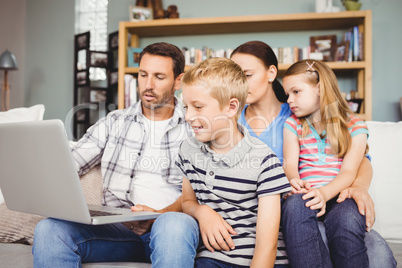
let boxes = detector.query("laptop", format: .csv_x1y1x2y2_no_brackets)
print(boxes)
0,119,160,225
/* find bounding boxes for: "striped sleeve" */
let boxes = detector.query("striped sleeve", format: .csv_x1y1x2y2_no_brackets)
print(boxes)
256,151,291,198
284,115,298,136
348,114,369,138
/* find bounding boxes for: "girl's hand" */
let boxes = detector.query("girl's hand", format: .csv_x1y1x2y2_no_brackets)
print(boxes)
289,178,311,194
302,188,327,217
197,205,237,252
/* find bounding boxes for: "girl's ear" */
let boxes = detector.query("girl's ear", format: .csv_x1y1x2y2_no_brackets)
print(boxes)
227,98,240,118
315,82,321,96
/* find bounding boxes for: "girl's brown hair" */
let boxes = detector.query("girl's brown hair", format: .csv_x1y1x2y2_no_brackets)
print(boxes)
284,60,367,157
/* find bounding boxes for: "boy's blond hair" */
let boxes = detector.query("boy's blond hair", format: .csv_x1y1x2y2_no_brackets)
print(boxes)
182,57,248,121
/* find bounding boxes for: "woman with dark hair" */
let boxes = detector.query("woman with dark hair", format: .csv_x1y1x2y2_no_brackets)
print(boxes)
231,40,396,268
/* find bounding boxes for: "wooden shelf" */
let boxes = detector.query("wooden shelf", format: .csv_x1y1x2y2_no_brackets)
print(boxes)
118,10,372,119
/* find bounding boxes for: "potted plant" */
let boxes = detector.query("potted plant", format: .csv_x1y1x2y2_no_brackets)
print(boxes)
341,0,362,10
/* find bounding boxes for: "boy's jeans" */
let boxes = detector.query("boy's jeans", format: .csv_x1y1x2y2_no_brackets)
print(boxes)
33,212,199,268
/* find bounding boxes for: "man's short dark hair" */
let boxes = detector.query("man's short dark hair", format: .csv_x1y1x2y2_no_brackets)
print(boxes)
139,42,185,78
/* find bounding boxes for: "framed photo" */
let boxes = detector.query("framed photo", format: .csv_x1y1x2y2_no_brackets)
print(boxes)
89,51,108,68
110,71,118,85
127,47,143,67
310,35,337,61
348,98,364,113
76,108,89,123
109,31,119,49
129,5,153,22
75,31,90,50
76,70,89,86
90,89,107,103
334,41,350,62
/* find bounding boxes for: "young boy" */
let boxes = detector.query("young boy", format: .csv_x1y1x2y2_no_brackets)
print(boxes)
176,57,291,267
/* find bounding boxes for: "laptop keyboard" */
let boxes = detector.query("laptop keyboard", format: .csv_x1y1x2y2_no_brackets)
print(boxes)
89,210,122,217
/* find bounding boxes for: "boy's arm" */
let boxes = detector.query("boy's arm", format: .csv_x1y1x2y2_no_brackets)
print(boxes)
251,194,281,268
304,133,368,215
182,177,237,252
337,157,374,231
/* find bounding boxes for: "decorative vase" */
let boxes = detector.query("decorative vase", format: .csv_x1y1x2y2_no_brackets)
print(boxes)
344,1,362,10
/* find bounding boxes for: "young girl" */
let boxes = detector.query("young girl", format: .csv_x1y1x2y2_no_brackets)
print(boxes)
282,59,369,268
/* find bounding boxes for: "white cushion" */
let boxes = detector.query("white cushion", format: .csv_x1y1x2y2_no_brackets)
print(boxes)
367,121,402,243
0,105,45,204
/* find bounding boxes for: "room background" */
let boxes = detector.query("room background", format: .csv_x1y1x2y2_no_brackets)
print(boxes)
0,0,401,123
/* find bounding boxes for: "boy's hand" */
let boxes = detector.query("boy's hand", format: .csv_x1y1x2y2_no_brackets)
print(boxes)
197,205,237,252
302,188,327,217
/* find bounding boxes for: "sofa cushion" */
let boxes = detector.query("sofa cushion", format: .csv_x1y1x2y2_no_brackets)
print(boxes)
366,121,402,243
0,104,45,204
0,166,103,245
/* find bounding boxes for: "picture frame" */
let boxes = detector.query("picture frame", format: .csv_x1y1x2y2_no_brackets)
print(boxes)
90,89,107,103
310,35,337,61
334,41,350,62
127,47,143,67
75,31,90,50
108,31,119,49
129,5,153,22
89,51,108,68
348,98,364,113
110,71,118,85
76,70,89,86
75,108,89,124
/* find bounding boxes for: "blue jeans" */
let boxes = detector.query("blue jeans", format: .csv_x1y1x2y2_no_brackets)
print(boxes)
282,194,396,268
32,212,199,268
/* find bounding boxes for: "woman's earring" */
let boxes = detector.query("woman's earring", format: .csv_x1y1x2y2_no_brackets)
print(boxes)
269,79,273,83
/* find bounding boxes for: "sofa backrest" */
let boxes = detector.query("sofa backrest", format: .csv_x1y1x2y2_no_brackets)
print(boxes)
367,121,402,243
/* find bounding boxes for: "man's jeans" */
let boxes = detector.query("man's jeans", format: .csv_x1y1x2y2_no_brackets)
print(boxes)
32,212,199,268
282,194,396,268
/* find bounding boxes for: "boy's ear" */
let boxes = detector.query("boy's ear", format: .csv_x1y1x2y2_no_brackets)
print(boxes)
174,73,184,91
227,98,240,118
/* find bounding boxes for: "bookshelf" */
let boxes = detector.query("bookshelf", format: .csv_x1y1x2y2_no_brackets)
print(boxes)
118,10,372,120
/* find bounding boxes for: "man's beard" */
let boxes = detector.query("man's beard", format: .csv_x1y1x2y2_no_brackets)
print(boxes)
140,88,174,110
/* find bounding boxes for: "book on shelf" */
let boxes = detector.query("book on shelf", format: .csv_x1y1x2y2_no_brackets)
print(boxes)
181,46,233,65
124,74,138,108
342,26,363,62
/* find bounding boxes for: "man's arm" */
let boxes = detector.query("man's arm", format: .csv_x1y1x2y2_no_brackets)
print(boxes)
337,157,375,231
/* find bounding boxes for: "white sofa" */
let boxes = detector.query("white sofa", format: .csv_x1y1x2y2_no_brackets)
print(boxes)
0,110,401,267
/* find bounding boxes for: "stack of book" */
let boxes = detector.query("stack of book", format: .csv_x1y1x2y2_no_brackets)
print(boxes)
181,46,233,65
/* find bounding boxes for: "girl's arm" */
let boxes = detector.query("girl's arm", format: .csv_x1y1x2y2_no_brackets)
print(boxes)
251,194,281,268
283,128,309,193
182,177,237,252
304,133,368,211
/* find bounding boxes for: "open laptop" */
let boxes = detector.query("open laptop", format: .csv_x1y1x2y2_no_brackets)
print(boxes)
0,119,160,225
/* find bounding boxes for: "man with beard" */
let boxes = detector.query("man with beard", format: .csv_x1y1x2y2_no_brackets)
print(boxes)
33,42,193,267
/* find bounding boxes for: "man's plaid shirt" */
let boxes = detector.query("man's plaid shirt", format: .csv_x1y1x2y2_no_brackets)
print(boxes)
71,98,193,208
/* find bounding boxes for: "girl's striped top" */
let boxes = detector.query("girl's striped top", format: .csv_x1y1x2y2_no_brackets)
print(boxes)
284,114,368,188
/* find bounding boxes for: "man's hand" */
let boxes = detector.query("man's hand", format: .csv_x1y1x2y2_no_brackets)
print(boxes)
122,204,157,236
337,186,375,231
196,205,237,252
